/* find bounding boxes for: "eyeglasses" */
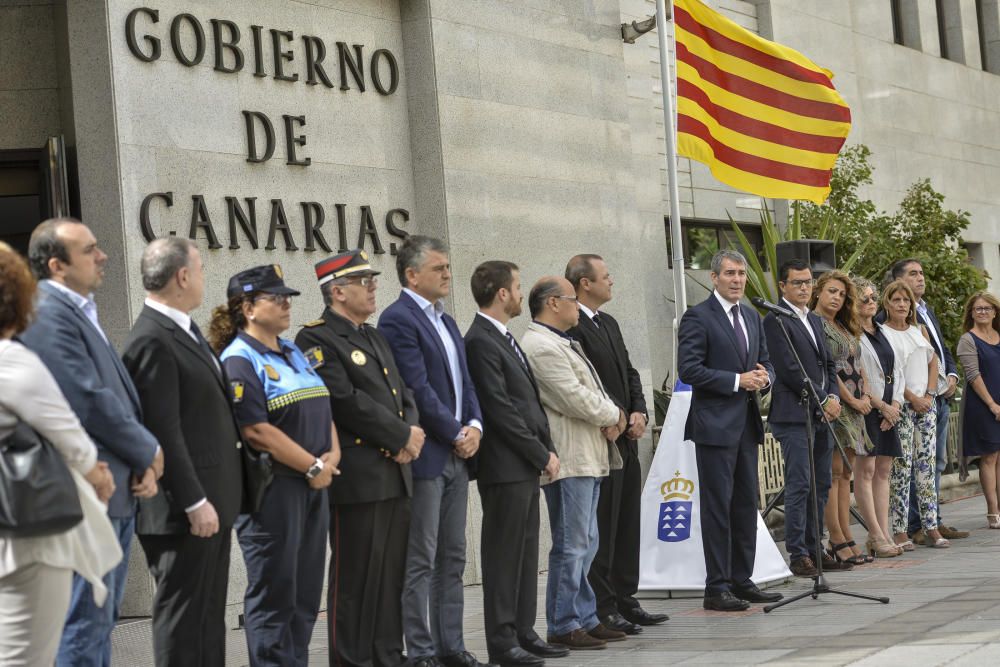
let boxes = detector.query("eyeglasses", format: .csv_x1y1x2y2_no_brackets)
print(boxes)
974,306,996,314
345,276,378,288
861,294,879,304
254,293,292,306
787,279,816,289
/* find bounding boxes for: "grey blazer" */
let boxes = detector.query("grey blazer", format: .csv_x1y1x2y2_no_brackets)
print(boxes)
22,281,159,518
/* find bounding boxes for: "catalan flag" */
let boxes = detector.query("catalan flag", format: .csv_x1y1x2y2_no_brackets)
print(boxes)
673,0,851,204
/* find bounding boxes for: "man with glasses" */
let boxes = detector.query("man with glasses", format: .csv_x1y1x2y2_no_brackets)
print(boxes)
520,276,628,650
887,258,969,541
295,249,425,667
763,258,848,577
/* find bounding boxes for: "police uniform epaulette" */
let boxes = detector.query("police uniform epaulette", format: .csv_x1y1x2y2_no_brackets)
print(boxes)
302,319,325,328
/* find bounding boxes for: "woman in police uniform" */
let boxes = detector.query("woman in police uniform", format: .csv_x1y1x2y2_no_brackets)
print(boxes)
208,264,341,667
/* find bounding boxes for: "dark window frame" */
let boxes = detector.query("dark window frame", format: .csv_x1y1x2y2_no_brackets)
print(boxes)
891,0,905,45
665,217,765,270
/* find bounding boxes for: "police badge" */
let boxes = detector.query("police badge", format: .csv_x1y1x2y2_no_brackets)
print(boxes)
351,350,367,366
304,346,325,369
231,381,245,403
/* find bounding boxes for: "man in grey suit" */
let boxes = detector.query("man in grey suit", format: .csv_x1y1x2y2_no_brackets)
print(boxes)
23,218,163,667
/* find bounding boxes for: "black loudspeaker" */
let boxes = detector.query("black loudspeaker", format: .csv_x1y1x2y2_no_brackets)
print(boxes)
775,240,836,276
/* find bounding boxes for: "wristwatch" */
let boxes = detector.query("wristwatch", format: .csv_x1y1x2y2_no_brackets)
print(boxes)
305,457,325,480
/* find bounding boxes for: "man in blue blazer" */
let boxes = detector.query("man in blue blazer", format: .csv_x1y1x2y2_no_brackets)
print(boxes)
678,250,779,612
23,219,163,667
763,258,849,578
378,235,486,667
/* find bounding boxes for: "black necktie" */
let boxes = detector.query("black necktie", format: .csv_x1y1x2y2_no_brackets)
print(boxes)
592,312,600,328
189,321,222,375
506,331,528,369
731,305,748,367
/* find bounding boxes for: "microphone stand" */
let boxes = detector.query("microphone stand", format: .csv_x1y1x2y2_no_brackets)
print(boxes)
762,311,889,613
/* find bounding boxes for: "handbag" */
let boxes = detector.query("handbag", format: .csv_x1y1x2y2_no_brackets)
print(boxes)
0,421,84,537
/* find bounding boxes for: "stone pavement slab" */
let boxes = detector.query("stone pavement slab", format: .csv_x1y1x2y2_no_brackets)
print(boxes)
111,493,1000,666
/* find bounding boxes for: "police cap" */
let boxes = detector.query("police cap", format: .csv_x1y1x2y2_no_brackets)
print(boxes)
226,264,301,299
314,249,380,286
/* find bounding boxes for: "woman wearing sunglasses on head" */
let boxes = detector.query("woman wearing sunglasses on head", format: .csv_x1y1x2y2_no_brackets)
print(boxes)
208,264,341,667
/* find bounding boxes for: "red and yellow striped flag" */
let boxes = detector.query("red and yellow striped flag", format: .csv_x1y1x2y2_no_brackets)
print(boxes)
673,0,851,203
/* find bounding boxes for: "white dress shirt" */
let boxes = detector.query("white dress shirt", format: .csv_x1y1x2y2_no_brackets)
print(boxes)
713,291,750,393
782,297,819,349
44,279,108,344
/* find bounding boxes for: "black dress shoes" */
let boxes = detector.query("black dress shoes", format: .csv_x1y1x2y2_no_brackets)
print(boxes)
519,637,569,658
732,582,784,603
488,647,543,666
600,613,643,635
621,606,669,626
703,591,751,612
440,651,493,667
411,658,442,667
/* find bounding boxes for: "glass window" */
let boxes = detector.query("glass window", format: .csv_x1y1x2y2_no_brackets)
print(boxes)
666,218,764,270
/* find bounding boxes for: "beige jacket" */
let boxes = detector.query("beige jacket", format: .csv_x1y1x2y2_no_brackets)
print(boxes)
520,322,622,484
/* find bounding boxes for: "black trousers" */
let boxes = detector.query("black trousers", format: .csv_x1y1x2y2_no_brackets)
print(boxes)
588,440,642,617
139,528,233,667
328,496,410,667
694,426,759,596
479,480,542,658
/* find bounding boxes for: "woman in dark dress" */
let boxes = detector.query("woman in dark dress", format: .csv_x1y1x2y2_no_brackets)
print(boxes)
855,277,904,557
956,291,1000,529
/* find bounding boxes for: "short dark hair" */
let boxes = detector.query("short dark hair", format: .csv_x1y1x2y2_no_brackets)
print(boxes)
470,261,518,307
528,278,563,318
395,235,447,286
27,218,76,279
565,254,603,289
890,258,921,280
778,258,811,283
141,237,193,291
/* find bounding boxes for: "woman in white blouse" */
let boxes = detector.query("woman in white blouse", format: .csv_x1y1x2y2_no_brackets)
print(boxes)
0,244,122,665
879,280,950,550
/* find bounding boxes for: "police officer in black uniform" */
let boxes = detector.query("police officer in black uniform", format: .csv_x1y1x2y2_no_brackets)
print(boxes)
295,249,425,667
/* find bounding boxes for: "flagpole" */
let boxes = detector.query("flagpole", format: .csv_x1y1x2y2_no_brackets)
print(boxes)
656,0,687,385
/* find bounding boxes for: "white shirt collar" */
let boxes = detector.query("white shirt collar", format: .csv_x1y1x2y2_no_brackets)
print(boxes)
782,297,810,318
713,290,740,313
44,279,93,311
476,311,508,336
144,297,192,333
403,287,444,316
578,302,598,320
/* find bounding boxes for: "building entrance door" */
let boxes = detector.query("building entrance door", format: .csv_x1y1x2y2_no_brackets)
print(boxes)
0,136,72,255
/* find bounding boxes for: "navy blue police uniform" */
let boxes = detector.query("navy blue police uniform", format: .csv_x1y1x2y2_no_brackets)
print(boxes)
220,265,334,667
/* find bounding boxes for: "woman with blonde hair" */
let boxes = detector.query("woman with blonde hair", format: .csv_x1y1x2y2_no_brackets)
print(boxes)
881,280,949,549
955,291,1000,528
809,270,872,565
854,276,904,558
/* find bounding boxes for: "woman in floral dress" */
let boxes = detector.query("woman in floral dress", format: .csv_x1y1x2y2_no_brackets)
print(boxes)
810,270,872,565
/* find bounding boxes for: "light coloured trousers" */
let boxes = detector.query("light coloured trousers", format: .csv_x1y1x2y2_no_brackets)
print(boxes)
0,563,73,665
891,405,939,534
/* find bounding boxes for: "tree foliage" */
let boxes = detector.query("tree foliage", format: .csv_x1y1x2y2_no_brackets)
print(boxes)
796,145,987,349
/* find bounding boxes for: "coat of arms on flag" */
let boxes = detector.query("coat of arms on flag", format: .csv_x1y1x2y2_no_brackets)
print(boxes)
658,471,695,542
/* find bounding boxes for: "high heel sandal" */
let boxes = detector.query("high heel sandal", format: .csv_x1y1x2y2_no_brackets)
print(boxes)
926,534,951,548
866,537,901,558
894,539,915,552
988,514,1000,529
828,540,869,565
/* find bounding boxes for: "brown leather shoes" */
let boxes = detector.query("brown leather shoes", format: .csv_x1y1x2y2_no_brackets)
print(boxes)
587,623,626,642
547,629,607,650
789,556,818,577
938,525,970,539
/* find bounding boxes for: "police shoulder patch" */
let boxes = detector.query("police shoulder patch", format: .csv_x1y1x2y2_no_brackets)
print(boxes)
231,381,245,403
302,319,325,328
304,346,325,369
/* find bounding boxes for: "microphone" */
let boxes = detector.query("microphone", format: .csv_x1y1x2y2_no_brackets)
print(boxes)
751,297,796,318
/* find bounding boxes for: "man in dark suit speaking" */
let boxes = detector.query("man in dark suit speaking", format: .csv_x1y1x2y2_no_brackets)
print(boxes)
122,237,244,666
677,249,780,611
464,261,567,666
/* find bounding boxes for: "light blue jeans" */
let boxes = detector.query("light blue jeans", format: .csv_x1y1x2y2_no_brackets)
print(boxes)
57,516,133,667
542,476,602,637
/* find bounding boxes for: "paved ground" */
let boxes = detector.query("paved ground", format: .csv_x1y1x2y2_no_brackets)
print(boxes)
111,492,1000,666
